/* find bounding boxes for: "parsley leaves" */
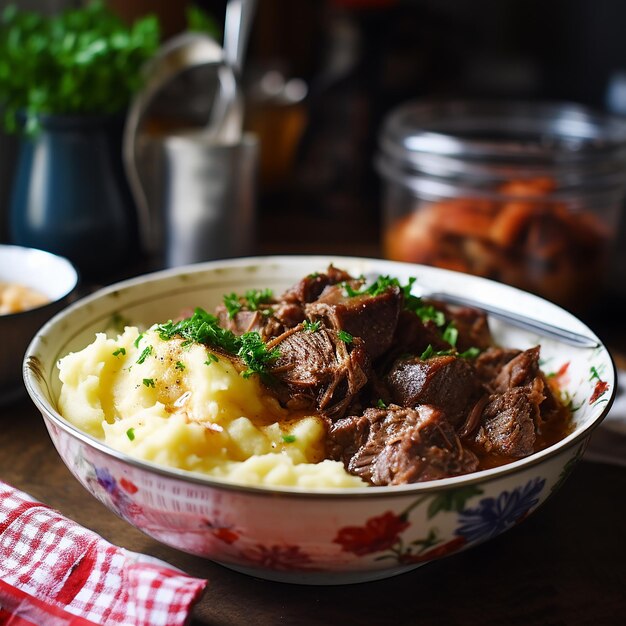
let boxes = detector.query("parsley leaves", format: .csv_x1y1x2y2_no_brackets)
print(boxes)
223,289,274,319
237,332,281,379
441,323,459,347
342,274,447,327
204,353,219,366
157,308,279,379
223,293,242,319
337,330,354,344
302,320,321,333
136,345,153,364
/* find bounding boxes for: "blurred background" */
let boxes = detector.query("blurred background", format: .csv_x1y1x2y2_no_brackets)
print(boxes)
2,0,626,310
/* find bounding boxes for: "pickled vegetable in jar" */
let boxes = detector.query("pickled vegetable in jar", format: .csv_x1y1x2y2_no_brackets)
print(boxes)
376,101,626,311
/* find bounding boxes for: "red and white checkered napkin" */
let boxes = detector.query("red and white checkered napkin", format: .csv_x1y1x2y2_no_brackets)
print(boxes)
0,481,207,626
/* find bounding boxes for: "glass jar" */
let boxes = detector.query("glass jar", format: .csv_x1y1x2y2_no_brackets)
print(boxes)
376,100,626,311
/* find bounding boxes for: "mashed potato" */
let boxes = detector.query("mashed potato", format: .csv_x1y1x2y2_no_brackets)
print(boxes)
58,326,366,488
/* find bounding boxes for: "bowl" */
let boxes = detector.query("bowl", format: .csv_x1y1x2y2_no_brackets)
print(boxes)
22,256,615,585
0,244,78,403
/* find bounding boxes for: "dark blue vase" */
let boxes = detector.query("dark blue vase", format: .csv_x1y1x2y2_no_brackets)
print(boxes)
9,113,137,278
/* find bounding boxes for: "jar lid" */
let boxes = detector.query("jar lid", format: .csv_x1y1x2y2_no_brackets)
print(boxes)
379,100,626,165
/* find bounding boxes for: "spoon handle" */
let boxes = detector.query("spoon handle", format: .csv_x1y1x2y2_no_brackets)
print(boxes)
427,292,600,349
224,0,257,73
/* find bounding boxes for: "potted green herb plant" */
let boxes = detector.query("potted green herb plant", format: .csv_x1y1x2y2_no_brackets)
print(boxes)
0,2,159,277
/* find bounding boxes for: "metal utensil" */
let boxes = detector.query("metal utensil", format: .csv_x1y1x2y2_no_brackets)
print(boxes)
123,32,236,253
224,0,257,74
421,290,600,349
213,0,257,143
361,271,600,348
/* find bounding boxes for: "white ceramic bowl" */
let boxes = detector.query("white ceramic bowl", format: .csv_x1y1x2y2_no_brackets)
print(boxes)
1,244,78,403
23,256,615,585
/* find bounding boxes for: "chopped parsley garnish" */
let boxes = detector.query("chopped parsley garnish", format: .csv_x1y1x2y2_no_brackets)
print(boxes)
175,361,185,371
281,434,297,443
302,320,321,333
376,398,387,409
142,378,155,388
136,345,153,364
204,353,219,365
133,333,144,348
223,289,274,319
223,292,242,319
126,428,135,441
237,331,281,379
458,347,481,359
421,343,480,360
363,275,400,297
400,278,446,327
441,323,458,347
342,282,363,297
157,308,240,352
342,275,400,298
420,344,435,360
343,275,447,328
112,347,126,357
420,344,456,360
410,302,446,327
337,330,353,344
156,308,279,379
244,288,273,311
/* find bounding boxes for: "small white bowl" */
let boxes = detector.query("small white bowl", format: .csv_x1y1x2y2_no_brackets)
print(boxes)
0,244,78,403
22,256,615,584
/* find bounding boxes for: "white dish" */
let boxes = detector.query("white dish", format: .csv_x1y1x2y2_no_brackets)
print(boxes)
1,244,78,402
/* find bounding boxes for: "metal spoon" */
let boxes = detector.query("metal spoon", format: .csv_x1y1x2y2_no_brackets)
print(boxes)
361,272,600,348
213,0,257,143
421,290,600,349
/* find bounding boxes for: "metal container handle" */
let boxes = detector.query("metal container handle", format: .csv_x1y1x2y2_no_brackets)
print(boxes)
123,32,237,253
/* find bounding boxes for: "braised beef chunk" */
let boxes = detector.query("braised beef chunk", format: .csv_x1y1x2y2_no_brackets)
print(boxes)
268,326,369,419
329,404,479,486
387,309,451,359
474,388,538,457
471,348,547,457
306,284,402,359
215,307,266,336
273,302,306,329
281,265,353,305
215,305,286,341
492,346,541,393
474,347,522,384
386,355,481,428
326,412,371,466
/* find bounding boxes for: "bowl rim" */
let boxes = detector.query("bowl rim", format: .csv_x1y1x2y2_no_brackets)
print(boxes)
0,244,79,316
22,254,617,499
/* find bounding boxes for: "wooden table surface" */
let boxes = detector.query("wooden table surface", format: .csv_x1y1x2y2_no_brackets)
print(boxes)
2,243,626,625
